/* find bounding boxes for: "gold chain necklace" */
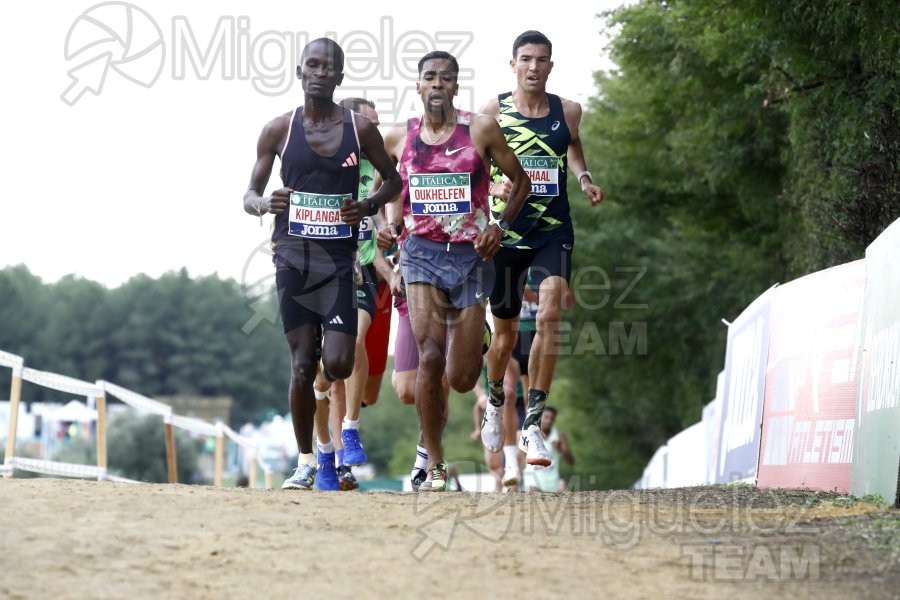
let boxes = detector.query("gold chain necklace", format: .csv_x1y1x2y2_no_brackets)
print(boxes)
421,114,455,144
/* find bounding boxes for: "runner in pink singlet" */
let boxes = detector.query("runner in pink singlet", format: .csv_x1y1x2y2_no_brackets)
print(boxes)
376,51,531,491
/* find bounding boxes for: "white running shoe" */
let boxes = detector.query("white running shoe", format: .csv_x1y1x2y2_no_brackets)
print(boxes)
502,465,519,488
519,424,552,468
480,403,503,453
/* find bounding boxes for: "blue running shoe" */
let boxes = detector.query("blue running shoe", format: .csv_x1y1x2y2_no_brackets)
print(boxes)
341,429,368,466
282,464,316,490
314,450,340,491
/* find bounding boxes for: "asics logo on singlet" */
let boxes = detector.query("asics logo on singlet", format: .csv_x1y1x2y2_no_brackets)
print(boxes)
329,315,345,325
551,120,561,131
445,147,465,156
341,152,358,167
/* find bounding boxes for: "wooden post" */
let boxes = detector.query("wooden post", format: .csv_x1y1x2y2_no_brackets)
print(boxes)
3,370,23,478
95,395,107,476
214,425,224,487
164,418,178,484
248,453,257,489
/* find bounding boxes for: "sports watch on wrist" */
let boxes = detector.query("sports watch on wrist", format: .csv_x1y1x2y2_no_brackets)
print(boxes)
365,198,379,216
493,219,510,233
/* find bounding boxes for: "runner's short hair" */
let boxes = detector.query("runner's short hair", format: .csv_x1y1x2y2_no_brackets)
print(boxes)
339,97,375,112
417,51,459,76
512,30,552,58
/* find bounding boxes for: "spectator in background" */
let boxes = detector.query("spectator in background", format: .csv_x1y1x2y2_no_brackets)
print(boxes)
522,406,574,492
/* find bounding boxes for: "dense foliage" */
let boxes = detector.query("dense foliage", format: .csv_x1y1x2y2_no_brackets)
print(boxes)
0,266,289,427
555,0,899,487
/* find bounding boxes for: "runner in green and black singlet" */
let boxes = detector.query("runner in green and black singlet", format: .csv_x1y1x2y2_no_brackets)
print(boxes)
479,30,605,470
490,91,573,249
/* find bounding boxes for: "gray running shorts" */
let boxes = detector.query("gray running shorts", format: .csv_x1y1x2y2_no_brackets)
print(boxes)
400,234,495,310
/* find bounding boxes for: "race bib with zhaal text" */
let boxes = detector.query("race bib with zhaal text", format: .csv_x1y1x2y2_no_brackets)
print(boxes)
519,156,559,197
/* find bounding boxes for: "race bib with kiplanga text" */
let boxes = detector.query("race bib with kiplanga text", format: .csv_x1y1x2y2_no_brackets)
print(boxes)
289,192,353,239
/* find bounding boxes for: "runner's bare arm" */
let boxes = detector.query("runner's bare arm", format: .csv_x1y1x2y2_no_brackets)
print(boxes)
558,430,575,466
478,115,529,224
372,241,393,282
341,116,402,226
244,114,292,216
376,124,406,252
358,116,402,212
472,114,530,259
562,100,604,207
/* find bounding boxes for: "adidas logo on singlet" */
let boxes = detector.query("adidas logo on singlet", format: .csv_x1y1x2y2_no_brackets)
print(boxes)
341,152,358,167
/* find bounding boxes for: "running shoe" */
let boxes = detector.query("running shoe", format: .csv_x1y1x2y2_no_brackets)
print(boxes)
418,463,449,492
282,464,316,490
411,468,427,492
337,465,359,491
502,465,520,488
480,402,503,453
519,424,552,468
314,451,340,491
341,428,368,466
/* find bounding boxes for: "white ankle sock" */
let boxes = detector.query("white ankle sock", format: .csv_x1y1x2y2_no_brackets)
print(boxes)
317,439,334,454
342,418,359,430
503,445,518,467
414,445,428,470
298,453,316,467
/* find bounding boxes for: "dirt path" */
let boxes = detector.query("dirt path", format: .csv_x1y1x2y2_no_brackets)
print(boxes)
1,480,897,599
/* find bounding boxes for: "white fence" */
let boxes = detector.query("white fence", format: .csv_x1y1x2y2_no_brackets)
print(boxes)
1,352,273,489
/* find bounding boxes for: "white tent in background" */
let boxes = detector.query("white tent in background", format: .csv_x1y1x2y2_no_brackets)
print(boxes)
49,399,97,422
40,400,97,459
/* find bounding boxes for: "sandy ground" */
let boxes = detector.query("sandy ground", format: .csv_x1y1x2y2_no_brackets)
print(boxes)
0,480,897,599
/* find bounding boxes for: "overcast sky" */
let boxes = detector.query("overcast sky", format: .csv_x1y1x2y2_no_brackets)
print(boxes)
1,0,628,290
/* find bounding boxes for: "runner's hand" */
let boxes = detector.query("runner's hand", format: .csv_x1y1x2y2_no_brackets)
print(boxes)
474,224,503,260
340,198,365,226
268,187,292,214
389,271,405,297
583,182,604,207
377,222,402,252
489,179,512,200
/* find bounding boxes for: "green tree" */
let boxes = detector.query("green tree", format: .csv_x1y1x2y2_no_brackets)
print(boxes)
553,0,898,488
106,412,200,483
0,266,288,427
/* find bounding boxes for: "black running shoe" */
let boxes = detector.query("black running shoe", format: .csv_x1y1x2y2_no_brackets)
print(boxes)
337,465,359,491
411,468,427,492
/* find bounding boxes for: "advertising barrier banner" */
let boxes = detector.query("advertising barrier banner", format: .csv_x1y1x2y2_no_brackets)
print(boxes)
703,372,725,485
758,260,865,492
715,287,774,484
852,220,900,504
